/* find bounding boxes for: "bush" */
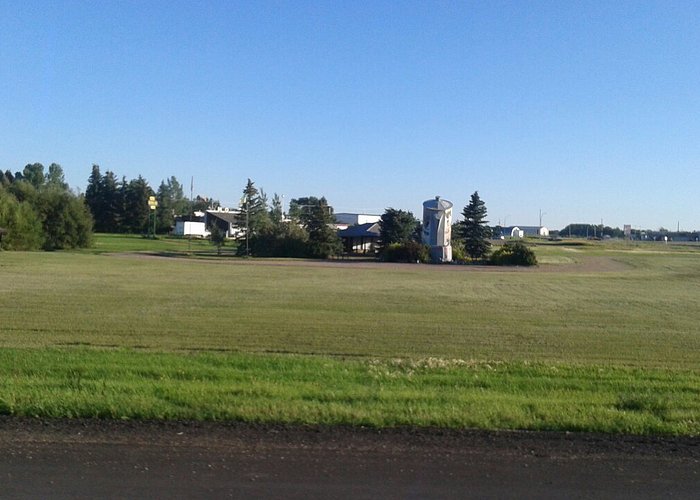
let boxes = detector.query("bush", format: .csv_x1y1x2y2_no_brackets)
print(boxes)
250,223,309,258
489,241,537,266
0,188,43,250
450,240,467,262
1,182,93,251
37,188,93,250
382,241,430,263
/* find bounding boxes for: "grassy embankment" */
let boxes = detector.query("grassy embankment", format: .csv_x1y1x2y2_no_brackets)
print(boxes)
0,235,698,434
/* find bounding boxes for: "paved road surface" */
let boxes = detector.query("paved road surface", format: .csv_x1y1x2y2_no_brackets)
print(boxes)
1,418,698,499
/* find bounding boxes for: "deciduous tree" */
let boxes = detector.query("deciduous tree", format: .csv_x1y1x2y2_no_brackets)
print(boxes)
46,163,68,190
36,188,93,250
0,186,43,250
378,208,419,254
21,163,45,188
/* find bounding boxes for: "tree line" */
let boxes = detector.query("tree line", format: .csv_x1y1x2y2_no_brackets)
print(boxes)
214,179,342,259
0,163,92,250
1,162,531,264
84,164,208,234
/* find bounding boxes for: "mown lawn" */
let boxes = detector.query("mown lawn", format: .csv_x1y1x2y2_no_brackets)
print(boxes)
85,233,216,254
0,237,698,434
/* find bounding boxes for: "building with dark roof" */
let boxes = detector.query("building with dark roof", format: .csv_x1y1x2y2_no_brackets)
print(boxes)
206,209,241,239
338,222,380,254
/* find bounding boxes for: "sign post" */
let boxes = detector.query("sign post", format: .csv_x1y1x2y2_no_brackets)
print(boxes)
148,196,158,238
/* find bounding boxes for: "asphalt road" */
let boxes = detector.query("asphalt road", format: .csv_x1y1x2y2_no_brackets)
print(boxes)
1,418,698,499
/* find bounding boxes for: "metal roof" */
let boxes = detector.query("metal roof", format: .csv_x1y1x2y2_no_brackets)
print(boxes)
423,196,453,211
206,211,238,224
338,222,380,238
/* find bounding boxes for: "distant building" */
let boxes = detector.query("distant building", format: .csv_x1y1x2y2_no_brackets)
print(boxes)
501,226,549,238
334,213,381,230
338,222,380,254
173,211,209,238
206,208,240,238
422,196,453,263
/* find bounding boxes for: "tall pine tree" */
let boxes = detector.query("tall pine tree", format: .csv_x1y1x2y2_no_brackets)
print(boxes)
235,179,271,255
156,176,188,233
459,191,491,260
122,176,153,233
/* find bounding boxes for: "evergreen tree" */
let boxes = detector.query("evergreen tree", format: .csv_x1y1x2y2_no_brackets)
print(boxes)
290,196,341,259
459,191,491,260
100,171,120,232
84,166,122,232
246,193,308,257
209,223,226,256
155,176,189,233
235,179,271,255
84,164,103,228
270,193,284,226
122,176,153,233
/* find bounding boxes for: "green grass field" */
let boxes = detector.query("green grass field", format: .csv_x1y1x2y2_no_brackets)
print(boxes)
0,235,698,434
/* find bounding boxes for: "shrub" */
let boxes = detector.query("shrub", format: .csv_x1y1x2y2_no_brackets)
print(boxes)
450,240,467,262
0,187,43,250
250,223,309,258
382,241,430,263
489,241,537,266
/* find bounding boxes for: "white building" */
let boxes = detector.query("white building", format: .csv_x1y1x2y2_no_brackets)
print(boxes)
173,211,209,238
334,213,381,229
206,208,241,238
422,196,453,263
502,226,549,238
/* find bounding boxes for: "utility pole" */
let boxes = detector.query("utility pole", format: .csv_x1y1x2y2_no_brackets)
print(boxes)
539,209,546,228
245,193,250,256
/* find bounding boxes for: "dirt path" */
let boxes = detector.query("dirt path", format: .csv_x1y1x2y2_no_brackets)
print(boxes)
108,252,630,273
1,418,697,499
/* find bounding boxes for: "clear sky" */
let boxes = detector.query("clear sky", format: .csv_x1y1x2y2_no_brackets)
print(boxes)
1,1,699,230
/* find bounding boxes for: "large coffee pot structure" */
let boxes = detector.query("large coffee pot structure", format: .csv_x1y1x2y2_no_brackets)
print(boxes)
422,196,453,263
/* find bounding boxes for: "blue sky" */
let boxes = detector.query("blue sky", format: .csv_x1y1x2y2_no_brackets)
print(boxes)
1,1,699,230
